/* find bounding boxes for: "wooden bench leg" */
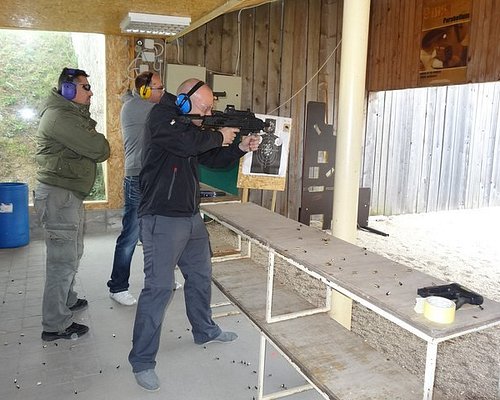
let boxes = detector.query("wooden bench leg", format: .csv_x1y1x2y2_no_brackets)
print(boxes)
257,333,266,400
257,332,317,400
328,289,353,330
266,250,331,324
423,341,438,400
210,300,241,318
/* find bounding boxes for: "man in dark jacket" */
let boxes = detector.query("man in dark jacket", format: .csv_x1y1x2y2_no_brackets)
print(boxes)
34,67,110,341
128,79,259,391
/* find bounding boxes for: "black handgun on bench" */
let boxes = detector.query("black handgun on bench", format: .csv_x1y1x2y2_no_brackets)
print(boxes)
417,283,484,310
190,105,269,135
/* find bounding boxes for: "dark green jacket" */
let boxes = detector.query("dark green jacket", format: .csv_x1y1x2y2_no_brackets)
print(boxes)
35,88,110,198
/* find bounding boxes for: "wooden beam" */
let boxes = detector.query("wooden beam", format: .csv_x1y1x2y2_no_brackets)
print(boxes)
167,0,274,42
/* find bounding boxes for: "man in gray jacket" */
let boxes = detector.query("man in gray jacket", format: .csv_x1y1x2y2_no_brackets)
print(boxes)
107,71,174,306
34,67,110,341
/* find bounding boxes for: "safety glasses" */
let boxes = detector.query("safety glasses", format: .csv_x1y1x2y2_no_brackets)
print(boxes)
78,83,92,91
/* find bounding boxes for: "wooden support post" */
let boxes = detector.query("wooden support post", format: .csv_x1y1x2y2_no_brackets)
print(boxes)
242,188,249,203
328,289,353,330
271,190,277,212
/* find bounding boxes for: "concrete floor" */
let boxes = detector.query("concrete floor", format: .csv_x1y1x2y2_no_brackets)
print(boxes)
0,234,322,400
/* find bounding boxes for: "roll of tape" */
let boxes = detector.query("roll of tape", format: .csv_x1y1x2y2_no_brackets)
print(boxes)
423,296,456,324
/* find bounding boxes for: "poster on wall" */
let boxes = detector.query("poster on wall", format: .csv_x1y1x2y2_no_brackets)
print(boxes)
418,0,472,86
237,115,292,191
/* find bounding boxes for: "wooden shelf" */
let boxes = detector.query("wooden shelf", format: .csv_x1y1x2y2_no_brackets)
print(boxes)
212,257,426,399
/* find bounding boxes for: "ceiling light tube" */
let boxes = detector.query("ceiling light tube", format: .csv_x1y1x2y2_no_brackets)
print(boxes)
120,12,191,36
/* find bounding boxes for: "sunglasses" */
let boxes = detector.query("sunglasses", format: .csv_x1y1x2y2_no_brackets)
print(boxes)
78,83,92,91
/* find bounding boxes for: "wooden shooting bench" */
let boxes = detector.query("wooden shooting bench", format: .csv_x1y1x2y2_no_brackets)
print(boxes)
201,202,500,400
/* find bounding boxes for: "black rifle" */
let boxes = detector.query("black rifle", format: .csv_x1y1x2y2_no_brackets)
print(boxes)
417,283,484,310
188,105,269,135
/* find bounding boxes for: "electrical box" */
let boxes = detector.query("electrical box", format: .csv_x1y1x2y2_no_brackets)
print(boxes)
209,74,242,111
165,64,206,95
141,51,155,62
144,38,155,49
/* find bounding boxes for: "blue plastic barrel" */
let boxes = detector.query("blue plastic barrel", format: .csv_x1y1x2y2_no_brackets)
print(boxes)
0,182,30,248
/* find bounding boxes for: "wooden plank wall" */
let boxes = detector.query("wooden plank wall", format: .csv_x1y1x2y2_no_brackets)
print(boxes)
165,0,343,221
159,0,500,218
367,0,500,91
362,82,500,215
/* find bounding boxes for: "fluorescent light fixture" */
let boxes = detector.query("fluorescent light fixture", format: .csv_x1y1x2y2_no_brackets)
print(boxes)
120,12,191,36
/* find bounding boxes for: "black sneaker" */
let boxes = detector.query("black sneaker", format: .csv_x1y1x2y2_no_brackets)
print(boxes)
41,322,89,342
69,298,88,312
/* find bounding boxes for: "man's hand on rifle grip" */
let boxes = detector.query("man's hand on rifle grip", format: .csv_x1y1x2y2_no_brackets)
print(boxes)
219,127,239,145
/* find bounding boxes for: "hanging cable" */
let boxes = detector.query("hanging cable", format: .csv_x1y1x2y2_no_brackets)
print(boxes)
235,8,245,76
268,39,342,115
126,55,142,82
153,40,165,75
176,38,182,64
153,41,164,58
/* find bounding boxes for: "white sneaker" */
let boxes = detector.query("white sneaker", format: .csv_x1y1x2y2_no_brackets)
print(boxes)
110,291,137,306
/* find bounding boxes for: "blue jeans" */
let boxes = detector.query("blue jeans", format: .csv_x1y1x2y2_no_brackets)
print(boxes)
108,176,140,293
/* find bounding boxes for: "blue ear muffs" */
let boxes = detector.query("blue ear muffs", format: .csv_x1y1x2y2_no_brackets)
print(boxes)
175,93,192,113
60,68,78,100
61,82,77,100
175,81,205,113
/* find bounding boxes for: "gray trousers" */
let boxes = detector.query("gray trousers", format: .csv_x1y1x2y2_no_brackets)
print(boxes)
128,213,221,373
33,183,84,332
